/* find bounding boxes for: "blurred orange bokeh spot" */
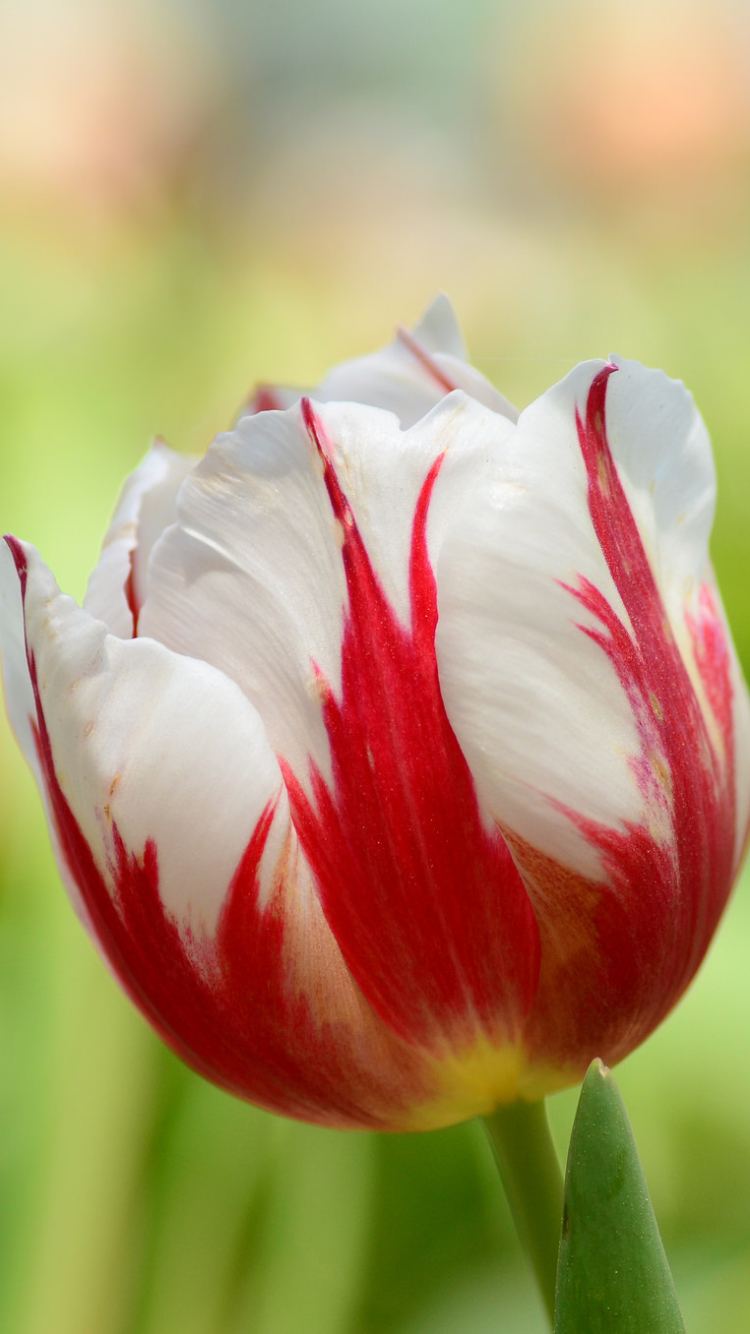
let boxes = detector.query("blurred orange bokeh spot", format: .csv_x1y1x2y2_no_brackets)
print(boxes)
0,0,219,222
496,0,750,194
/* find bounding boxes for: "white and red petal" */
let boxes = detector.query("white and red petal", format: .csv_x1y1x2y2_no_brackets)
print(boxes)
435,358,749,1072
596,356,750,864
0,538,450,1128
138,392,540,1060
84,440,195,637
244,295,517,428
436,360,647,876
0,539,42,790
283,401,539,1054
139,392,516,788
4,538,283,937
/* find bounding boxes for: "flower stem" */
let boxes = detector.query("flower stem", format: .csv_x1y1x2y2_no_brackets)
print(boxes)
482,1100,563,1326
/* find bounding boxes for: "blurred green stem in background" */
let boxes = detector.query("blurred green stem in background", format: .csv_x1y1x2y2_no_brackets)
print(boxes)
482,1100,563,1327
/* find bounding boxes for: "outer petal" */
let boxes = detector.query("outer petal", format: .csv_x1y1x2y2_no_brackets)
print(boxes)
140,393,516,786
437,360,651,875
436,358,749,1078
84,440,195,636
139,394,543,1086
245,295,518,427
603,356,750,861
0,538,454,1129
2,538,283,936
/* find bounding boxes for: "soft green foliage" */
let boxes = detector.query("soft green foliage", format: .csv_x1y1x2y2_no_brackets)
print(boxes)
555,1062,685,1333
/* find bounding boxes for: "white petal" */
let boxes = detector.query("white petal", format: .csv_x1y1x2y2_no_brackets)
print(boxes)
411,292,467,358
84,441,195,636
140,393,515,787
241,295,517,429
0,539,41,785
6,540,284,940
435,357,720,878
604,356,715,636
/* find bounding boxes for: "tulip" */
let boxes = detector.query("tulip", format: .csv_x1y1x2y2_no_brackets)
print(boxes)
1,297,748,1132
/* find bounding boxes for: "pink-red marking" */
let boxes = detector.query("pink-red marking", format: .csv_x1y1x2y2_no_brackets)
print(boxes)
289,401,540,1051
396,325,459,396
530,367,738,1061
4,535,424,1128
124,548,140,637
250,386,286,414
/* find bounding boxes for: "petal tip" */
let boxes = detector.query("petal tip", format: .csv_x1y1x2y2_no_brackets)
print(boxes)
3,535,27,581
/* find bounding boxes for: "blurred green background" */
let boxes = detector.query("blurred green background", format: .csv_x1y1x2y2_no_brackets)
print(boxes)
3,0,750,1329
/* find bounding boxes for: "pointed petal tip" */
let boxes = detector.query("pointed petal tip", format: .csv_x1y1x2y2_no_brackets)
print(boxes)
3,535,26,579
300,397,332,465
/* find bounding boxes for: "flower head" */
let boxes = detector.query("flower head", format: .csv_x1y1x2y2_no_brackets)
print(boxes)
2,298,748,1130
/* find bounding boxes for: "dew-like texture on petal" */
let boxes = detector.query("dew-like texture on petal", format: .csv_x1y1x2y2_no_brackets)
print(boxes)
436,359,746,1072
244,295,517,428
84,441,195,637
140,393,515,791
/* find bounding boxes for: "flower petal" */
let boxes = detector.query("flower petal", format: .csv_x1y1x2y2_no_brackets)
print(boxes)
437,360,645,875
245,295,517,427
1,537,450,1128
140,392,516,788
140,393,542,1064
436,358,748,1072
0,538,41,787
4,537,283,937
84,440,195,637
603,356,750,864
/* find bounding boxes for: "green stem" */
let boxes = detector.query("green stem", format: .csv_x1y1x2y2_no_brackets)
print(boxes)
482,1100,564,1327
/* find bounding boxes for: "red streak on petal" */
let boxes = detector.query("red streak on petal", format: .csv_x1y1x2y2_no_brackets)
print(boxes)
289,405,541,1052
251,386,285,414
396,325,458,395
124,547,140,638
686,583,735,764
5,534,27,589
7,537,424,1127
530,367,738,1066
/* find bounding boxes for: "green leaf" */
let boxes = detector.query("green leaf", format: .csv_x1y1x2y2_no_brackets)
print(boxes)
554,1059,685,1334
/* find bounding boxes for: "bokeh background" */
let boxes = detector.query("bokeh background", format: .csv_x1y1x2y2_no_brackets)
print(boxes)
3,0,750,1329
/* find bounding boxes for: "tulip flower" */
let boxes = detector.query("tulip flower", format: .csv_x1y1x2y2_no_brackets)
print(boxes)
1,298,748,1135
